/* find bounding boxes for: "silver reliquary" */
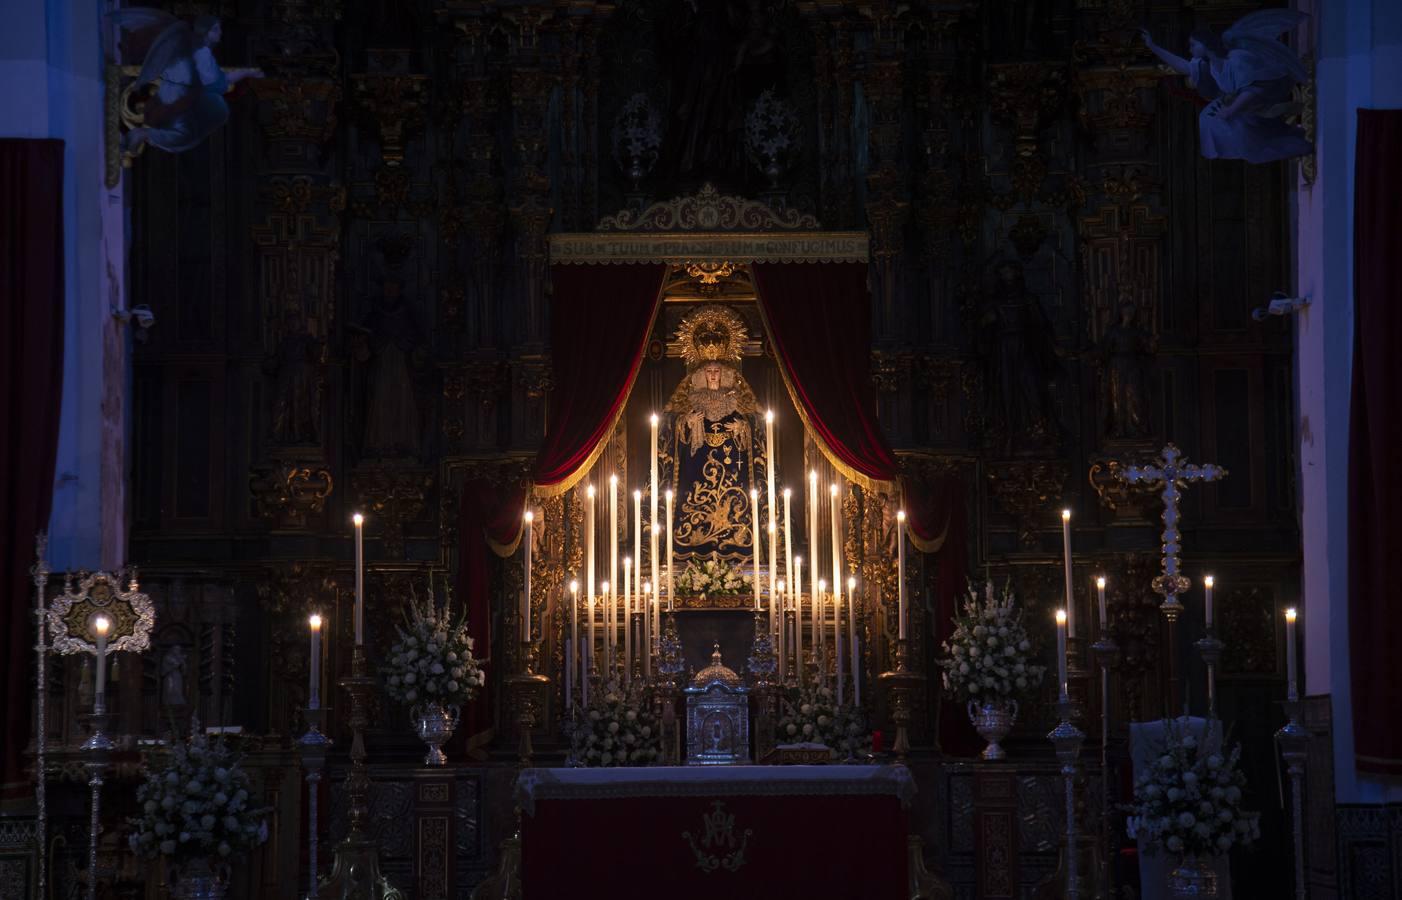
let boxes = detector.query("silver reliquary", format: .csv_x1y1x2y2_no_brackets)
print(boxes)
684,644,751,765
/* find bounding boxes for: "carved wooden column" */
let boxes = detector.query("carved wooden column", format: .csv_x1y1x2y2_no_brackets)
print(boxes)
859,1,910,348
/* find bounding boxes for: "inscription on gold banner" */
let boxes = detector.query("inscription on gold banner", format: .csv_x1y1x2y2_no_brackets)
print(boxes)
548,232,869,265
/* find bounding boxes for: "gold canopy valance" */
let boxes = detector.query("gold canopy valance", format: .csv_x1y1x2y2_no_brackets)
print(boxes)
547,184,868,265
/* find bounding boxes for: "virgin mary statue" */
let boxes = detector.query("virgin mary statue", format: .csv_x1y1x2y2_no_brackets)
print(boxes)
661,306,769,564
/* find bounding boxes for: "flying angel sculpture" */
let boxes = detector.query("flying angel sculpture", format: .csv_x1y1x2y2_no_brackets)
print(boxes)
1142,11,1312,164
109,11,263,156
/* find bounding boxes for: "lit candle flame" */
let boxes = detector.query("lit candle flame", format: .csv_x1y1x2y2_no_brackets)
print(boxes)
1204,575,1215,588
1096,576,1106,589
95,616,110,635
1061,508,1071,521
353,513,364,526
1285,607,1297,622
1055,609,1067,625
897,510,906,523
309,614,322,630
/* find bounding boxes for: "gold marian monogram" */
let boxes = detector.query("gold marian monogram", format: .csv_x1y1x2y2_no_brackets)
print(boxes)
682,801,752,874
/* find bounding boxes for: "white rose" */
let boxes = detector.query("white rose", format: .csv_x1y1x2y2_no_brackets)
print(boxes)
447,681,460,692
1019,640,1031,651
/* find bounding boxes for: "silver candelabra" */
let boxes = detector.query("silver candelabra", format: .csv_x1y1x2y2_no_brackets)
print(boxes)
1276,699,1309,900
298,707,331,900
1048,700,1086,900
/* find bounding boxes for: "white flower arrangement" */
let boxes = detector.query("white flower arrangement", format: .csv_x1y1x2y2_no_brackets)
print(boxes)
675,553,752,598
1127,722,1260,859
744,88,801,164
938,581,1046,704
568,680,661,767
777,685,868,758
382,584,484,709
611,92,663,165
127,723,269,864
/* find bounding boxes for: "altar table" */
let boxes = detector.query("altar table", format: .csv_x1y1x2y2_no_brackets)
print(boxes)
517,765,914,899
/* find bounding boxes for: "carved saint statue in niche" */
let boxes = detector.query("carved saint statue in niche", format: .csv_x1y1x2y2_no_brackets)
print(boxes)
351,279,426,459
662,305,767,563
264,308,323,445
1098,303,1155,440
978,261,1061,454
161,645,188,707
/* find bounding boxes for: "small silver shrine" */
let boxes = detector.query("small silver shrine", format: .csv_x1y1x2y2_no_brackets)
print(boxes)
684,644,751,766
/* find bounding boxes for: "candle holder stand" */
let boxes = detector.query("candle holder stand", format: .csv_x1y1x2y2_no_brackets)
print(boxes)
79,705,115,900
319,646,402,900
1091,635,1118,900
1067,635,1092,708
508,641,550,766
1276,700,1309,900
1194,632,1225,720
1159,598,1185,716
783,608,798,689
1048,701,1087,900
631,611,646,683
298,707,331,900
657,612,685,765
31,533,50,900
878,639,922,761
748,610,780,762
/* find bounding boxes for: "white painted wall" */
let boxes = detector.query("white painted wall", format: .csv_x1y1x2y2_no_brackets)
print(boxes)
0,0,127,571
1295,0,1402,804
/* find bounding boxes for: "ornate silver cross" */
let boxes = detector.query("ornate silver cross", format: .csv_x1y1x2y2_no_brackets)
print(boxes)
1121,444,1227,614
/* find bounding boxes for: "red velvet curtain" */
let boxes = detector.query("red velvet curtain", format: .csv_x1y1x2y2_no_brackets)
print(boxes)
0,140,65,798
752,262,899,489
1349,109,1402,776
532,264,666,493
454,264,663,746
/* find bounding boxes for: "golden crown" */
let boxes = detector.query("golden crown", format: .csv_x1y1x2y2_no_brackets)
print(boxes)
676,305,746,369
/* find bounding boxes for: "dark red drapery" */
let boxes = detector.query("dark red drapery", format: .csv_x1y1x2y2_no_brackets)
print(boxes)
0,139,65,798
1349,109,1402,776
752,262,899,489
532,264,666,494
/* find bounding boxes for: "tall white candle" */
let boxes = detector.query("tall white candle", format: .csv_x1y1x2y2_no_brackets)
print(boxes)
666,490,675,613
623,557,632,683
651,528,662,643
587,593,596,677
643,579,654,668
308,614,322,709
1285,607,1298,701
1204,575,1215,630
765,411,777,623
751,488,762,610
609,475,618,645
794,556,804,685
1056,609,1069,703
602,581,612,674
1096,576,1108,630
569,580,579,703
809,470,820,599
896,510,907,640
94,616,110,708
1061,509,1075,637
768,522,778,634
830,483,843,626
848,575,859,706
633,489,643,601
834,591,844,705
783,488,793,608
817,578,828,683
522,510,534,642
586,483,596,622
650,414,659,612
353,513,365,645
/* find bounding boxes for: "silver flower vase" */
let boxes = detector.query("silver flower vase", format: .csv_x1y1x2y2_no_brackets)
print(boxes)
412,702,460,766
170,858,227,900
967,699,1018,761
1168,855,1219,898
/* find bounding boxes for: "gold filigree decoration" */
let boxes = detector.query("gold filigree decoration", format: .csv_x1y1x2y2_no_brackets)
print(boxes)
685,261,736,285
682,801,753,873
47,570,155,657
598,183,819,232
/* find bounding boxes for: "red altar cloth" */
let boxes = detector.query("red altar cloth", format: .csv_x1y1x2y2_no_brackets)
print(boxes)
518,766,912,899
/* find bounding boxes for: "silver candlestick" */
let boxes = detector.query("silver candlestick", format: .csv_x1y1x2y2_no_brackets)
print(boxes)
1092,635,1118,900
1195,633,1225,720
31,533,49,900
80,702,115,900
1276,700,1308,900
1048,701,1086,900
298,707,332,900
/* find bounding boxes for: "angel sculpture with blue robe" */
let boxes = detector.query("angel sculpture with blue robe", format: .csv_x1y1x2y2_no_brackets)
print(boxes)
111,12,263,156
1142,11,1312,164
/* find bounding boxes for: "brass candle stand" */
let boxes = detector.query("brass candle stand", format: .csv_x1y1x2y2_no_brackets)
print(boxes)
507,641,550,766
319,645,402,900
31,534,49,900
298,707,331,900
656,612,685,765
1276,700,1309,900
748,609,780,762
1048,701,1087,900
877,638,921,760
783,607,798,689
